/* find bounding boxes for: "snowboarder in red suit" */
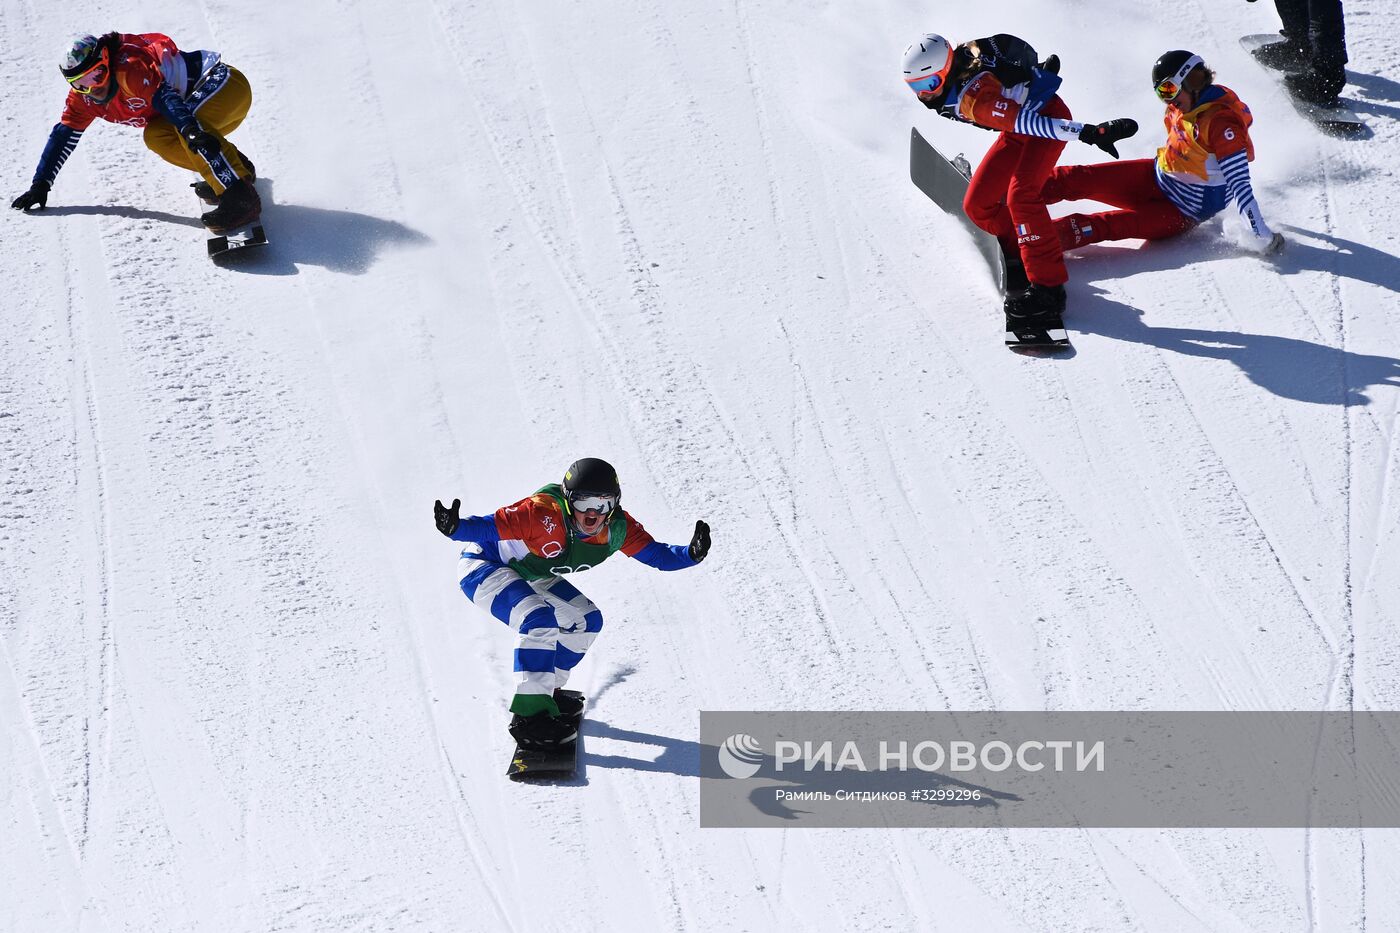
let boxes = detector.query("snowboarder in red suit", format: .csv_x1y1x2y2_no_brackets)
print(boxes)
902,33,1138,327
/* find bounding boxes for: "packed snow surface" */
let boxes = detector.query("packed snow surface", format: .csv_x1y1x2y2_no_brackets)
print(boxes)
4,0,1399,929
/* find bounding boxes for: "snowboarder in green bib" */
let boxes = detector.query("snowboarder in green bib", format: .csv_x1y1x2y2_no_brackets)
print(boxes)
434,458,710,748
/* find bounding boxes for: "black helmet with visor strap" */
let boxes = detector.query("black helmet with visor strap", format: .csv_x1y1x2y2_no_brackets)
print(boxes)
1152,49,1209,102
562,458,620,520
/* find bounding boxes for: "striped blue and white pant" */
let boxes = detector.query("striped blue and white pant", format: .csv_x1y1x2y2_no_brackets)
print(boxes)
457,551,604,700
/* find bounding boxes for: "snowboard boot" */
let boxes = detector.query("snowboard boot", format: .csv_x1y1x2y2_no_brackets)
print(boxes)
553,689,585,718
200,178,262,234
192,149,257,204
509,711,579,750
1251,37,1309,72
1285,68,1345,108
1005,282,1066,326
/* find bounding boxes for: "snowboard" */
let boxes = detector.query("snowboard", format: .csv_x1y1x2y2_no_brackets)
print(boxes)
908,128,1067,350
193,182,270,260
207,222,269,259
507,690,584,781
1239,34,1367,139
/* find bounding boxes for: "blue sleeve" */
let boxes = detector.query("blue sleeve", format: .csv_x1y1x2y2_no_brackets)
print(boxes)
152,81,197,130
449,515,502,545
34,123,84,186
631,540,696,571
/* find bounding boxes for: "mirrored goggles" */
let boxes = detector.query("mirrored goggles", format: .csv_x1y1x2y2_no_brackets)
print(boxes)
906,72,945,100
570,494,617,515
68,62,109,95
1155,54,1203,102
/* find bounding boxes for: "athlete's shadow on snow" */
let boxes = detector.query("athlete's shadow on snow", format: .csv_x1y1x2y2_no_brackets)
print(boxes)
1348,71,1400,118
577,722,1018,824
713,753,1016,824
1074,287,1400,406
43,179,429,275
43,204,203,227
579,720,705,778
1075,223,1400,296
227,179,430,275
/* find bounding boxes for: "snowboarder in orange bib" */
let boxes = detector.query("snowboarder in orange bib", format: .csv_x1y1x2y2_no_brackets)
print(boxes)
11,32,260,234
1043,50,1284,257
903,33,1138,329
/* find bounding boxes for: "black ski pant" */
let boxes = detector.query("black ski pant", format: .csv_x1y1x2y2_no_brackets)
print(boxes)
1274,0,1348,75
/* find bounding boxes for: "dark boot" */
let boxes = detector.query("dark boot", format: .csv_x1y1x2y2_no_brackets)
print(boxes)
509,711,578,749
1251,37,1309,72
235,148,256,182
1005,283,1066,323
200,178,262,234
552,689,585,718
1285,68,1345,108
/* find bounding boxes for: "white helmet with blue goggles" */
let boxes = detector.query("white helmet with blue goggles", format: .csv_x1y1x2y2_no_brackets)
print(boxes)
903,33,955,101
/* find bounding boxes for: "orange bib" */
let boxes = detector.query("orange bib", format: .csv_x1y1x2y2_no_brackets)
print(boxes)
1156,86,1254,181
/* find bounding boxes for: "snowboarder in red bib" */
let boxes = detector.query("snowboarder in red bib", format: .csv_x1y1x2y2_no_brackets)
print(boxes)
10,32,260,234
434,458,710,749
1043,50,1283,257
902,33,1138,329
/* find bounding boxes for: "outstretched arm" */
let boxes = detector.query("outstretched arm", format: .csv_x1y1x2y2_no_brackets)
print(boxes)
11,123,85,210
433,498,503,543
625,517,710,571
956,72,1137,156
1212,117,1283,254
1220,149,1283,253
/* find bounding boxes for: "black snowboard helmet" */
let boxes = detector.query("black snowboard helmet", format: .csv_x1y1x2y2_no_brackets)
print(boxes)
562,457,621,515
1152,50,1212,103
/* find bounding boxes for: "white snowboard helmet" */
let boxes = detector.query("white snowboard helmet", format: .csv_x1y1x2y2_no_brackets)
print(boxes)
902,33,955,103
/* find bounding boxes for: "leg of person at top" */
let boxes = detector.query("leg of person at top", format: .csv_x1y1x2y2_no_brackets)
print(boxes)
1253,0,1311,70
1273,0,1311,49
1286,0,1348,104
1042,159,1196,249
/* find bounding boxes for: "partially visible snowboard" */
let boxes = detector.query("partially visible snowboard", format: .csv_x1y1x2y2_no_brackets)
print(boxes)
909,128,1066,351
909,127,1018,296
207,223,269,259
507,690,584,781
193,182,270,260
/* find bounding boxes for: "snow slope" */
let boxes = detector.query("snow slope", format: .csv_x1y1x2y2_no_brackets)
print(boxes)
3,0,1399,929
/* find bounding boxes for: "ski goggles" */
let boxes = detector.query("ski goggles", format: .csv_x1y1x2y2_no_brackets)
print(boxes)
569,493,618,515
1154,54,1203,102
906,71,948,104
67,62,109,95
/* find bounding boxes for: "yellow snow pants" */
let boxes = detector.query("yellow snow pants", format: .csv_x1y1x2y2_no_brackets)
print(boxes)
142,65,254,195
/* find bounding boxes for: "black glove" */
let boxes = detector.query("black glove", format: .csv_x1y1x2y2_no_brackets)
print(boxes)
688,520,711,563
434,498,461,537
11,181,50,212
1038,54,1060,75
1078,118,1138,158
180,122,221,157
